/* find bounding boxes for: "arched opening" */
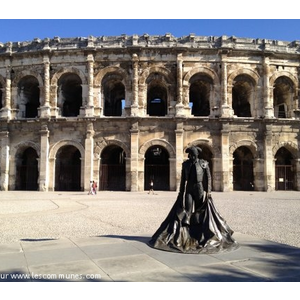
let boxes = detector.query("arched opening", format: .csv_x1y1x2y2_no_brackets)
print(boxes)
189,74,211,116
144,145,169,191
58,73,82,117
99,145,126,190
18,76,40,118
273,76,294,118
233,146,254,191
147,74,168,116
16,147,39,190
55,145,81,191
103,74,125,116
196,145,214,190
275,147,295,190
232,75,252,117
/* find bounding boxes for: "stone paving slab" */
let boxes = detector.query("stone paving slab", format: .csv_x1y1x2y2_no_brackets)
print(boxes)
0,191,300,284
29,260,108,282
0,233,300,282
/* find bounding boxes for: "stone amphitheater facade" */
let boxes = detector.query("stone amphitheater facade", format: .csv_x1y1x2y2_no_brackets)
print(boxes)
0,34,300,192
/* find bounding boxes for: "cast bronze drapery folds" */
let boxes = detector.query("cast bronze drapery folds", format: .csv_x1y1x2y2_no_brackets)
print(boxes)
148,146,239,254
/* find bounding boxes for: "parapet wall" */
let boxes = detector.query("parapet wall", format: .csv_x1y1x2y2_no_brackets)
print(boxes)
1,34,300,54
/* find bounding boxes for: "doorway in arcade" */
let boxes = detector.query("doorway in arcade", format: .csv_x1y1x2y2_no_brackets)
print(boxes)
55,145,81,191
99,145,126,191
275,147,295,190
144,145,170,191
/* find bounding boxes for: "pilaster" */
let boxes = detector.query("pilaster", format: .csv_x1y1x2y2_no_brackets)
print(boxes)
84,122,94,191
39,125,49,191
0,131,9,191
39,55,51,118
175,121,184,190
84,54,95,117
175,53,186,116
1,63,12,119
221,122,231,191
131,53,139,116
264,124,275,191
212,157,222,191
253,158,265,191
263,57,275,118
220,53,233,117
293,158,300,191
130,121,139,191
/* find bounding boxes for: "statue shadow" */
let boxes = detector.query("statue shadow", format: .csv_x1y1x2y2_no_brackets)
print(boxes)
96,234,151,244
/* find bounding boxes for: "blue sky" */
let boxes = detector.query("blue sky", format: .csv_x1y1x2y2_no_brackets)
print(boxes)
0,19,300,44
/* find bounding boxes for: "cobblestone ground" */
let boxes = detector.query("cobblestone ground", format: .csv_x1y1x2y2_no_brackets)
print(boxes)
0,190,299,248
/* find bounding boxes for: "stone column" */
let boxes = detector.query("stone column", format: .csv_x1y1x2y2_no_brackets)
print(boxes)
125,157,131,191
1,63,12,119
0,131,9,191
221,123,231,191
175,53,186,116
293,158,300,191
169,158,177,191
93,155,100,188
39,125,49,191
85,54,95,117
175,121,184,190
130,121,139,191
50,84,59,117
39,56,51,118
212,157,222,191
264,124,275,191
263,57,274,118
84,122,94,191
48,157,55,191
131,53,139,116
220,53,233,117
253,158,265,191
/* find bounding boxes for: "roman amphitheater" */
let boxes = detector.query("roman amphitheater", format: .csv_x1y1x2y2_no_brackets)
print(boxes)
0,33,299,192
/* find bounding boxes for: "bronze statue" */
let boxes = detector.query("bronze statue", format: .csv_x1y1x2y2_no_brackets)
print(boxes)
149,146,239,254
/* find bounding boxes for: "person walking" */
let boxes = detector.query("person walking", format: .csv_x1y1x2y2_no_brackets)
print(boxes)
88,181,94,195
148,179,154,194
92,181,98,195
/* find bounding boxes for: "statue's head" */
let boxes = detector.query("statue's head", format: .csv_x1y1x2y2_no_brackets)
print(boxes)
185,146,202,163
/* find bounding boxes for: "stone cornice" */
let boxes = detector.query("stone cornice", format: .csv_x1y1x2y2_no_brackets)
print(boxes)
1,34,300,56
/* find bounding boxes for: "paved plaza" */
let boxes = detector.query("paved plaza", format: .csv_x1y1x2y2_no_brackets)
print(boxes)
0,190,300,282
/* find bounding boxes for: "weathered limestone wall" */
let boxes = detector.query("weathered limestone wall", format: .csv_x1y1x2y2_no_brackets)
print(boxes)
0,34,300,192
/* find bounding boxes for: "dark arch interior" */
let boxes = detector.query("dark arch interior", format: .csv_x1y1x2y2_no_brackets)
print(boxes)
100,145,126,190
233,146,254,191
55,145,81,191
189,75,211,116
103,76,125,116
232,75,252,117
144,145,169,191
275,147,293,165
58,73,82,117
274,77,293,118
18,76,40,118
147,84,167,116
275,147,294,190
16,147,39,190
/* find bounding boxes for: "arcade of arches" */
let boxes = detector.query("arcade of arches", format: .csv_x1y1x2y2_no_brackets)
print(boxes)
1,34,300,192
5,141,298,192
